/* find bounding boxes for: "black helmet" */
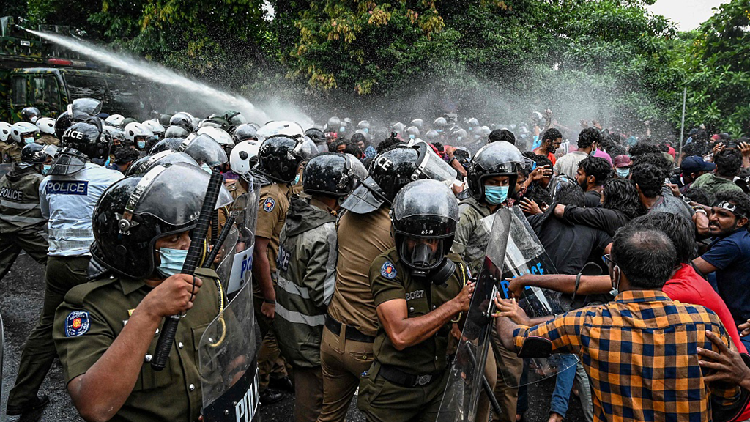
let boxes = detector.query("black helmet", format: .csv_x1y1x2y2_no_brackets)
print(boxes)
392,179,459,272
55,112,73,140
71,98,102,121
303,153,361,197
126,150,199,176
170,112,195,132
22,107,41,123
258,136,304,183
159,114,173,127
305,127,325,145
90,163,233,279
179,134,228,167
468,141,523,200
233,124,258,143
224,110,247,128
149,137,186,155
340,146,421,214
20,143,46,166
61,122,109,160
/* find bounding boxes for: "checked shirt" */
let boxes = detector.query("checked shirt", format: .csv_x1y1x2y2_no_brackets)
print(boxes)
513,290,742,422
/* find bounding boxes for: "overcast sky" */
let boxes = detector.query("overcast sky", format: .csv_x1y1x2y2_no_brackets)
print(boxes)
646,0,731,31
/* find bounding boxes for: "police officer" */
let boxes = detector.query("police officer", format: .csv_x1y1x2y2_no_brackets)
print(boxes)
320,145,424,422
9,122,41,163
274,153,360,422
253,135,305,401
0,143,50,280
451,141,525,422
53,163,228,421
357,179,474,422
36,117,60,146
6,122,123,416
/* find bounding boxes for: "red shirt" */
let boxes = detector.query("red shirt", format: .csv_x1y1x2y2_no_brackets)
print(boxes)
662,264,750,421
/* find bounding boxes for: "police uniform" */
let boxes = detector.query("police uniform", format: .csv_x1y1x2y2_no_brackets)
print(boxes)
6,144,22,163
357,249,466,422
319,206,393,422
0,165,48,279
452,196,522,422
7,162,123,409
254,182,291,391
274,197,337,422
36,135,59,146
53,268,221,422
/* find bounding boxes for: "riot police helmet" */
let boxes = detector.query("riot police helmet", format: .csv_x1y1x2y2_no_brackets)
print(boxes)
126,150,199,176
392,179,459,272
170,112,195,132
37,117,56,135
105,114,125,127
233,124,258,143
165,125,190,139
22,107,41,123
179,134,228,167
303,153,361,198
229,141,260,183
0,122,12,142
149,137,185,155
197,126,233,146
10,122,40,145
256,121,304,141
90,163,233,279
20,143,47,168
71,98,102,121
257,135,304,183
468,141,523,201
54,112,73,140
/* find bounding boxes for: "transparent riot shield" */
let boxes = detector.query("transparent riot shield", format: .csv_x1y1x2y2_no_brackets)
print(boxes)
436,208,512,422
225,175,260,295
496,207,577,387
199,281,259,422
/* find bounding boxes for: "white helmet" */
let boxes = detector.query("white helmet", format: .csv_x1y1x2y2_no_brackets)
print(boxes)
142,119,165,137
0,122,13,142
198,119,223,129
256,121,304,141
11,122,40,144
124,122,153,143
197,126,233,146
37,117,56,135
105,114,125,127
230,140,260,176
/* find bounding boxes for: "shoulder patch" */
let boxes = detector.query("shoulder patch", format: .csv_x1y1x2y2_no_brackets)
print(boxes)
381,261,397,279
262,197,276,212
65,311,91,337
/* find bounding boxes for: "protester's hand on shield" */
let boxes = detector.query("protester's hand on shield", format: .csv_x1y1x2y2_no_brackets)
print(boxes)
519,198,542,215
739,319,750,337
453,281,476,313
492,296,532,326
698,330,750,388
506,276,528,298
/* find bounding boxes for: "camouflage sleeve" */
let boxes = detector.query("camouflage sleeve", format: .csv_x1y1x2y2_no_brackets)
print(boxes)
451,204,476,259
299,222,337,308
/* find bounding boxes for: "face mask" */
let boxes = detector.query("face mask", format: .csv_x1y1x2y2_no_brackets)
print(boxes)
30,116,38,123
339,126,346,133
200,163,212,174
616,168,630,178
484,185,509,205
158,247,188,277
24,137,35,144
409,134,415,139
42,164,52,174
363,128,369,134
293,173,301,185
137,140,146,149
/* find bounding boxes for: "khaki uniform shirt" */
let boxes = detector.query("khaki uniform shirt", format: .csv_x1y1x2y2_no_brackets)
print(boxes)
53,268,222,422
255,183,290,277
451,196,493,276
37,135,60,146
369,249,467,373
327,207,393,337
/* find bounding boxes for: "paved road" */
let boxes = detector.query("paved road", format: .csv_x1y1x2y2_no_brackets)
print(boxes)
1,254,585,422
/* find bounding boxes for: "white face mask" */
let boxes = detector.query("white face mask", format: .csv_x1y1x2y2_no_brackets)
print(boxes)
200,163,212,174
30,116,38,123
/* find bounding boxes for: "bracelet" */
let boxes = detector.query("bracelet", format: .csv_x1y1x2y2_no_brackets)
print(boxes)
263,298,276,304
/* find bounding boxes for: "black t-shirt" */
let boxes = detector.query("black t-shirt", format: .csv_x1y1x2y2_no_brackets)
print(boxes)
529,214,611,275
584,190,602,208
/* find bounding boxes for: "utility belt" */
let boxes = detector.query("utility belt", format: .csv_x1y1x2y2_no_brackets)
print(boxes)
325,314,375,343
375,361,445,388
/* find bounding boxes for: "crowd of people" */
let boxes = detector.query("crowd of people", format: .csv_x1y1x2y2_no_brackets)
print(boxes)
1,99,750,422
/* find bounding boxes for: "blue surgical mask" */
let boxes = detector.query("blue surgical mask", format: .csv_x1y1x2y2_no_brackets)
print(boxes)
158,247,188,277
484,185,509,205
137,140,146,149
616,168,630,178
24,137,35,144
42,164,52,174
339,126,346,133
200,163,212,174
293,173,301,185
363,128,369,134
409,134,415,139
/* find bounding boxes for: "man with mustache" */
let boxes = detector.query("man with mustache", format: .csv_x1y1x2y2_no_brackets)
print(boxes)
693,190,750,352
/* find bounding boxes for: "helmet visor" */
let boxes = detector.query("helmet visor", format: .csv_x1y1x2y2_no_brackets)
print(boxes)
400,236,445,270
183,135,228,166
49,151,86,175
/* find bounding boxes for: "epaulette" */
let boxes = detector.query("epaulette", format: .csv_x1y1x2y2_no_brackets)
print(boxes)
64,277,119,307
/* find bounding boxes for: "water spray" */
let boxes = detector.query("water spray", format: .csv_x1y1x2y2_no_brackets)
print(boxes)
25,28,311,126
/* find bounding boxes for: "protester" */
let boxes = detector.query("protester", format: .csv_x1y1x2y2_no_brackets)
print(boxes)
576,156,611,207
554,127,601,180
630,162,694,220
692,148,745,196
534,128,563,165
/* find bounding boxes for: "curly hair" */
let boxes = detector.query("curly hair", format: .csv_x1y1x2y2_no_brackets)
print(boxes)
714,190,750,221
489,129,516,145
628,142,662,157
542,128,563,142
632,153,672,180
630,162,663,198
603,178,644,220
579,156,612,186
577,127,602,150
714,148,742,178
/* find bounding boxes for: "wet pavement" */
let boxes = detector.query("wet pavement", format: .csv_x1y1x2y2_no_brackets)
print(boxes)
1,253,584,422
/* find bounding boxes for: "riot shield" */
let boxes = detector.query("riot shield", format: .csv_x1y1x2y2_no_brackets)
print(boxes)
496,207,577,387
436,208,512,422
199,280,259,422
225,175,260,295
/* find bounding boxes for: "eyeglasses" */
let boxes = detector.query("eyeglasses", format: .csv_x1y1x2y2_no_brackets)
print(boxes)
603,254,615,267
